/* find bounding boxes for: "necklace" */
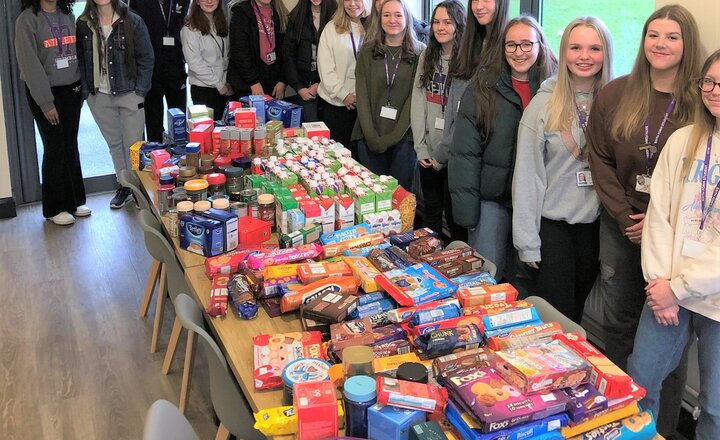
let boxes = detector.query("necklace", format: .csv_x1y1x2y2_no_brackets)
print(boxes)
387,46,402,60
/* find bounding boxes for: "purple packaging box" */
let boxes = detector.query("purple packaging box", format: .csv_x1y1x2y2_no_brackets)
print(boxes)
444,366,569,433
179,214,224,257
266,100,303,128
563,383,608,422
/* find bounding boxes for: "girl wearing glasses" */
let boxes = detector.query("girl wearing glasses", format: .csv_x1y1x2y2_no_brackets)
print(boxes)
512,17,613,323
586,5,700,370
351,0,424,190
15,0,90,225
410,0,466,242
228,0,289,98
283,0,336,122
181,0,231,119
628,49,720,439
449,15,556,278
317,0,371,156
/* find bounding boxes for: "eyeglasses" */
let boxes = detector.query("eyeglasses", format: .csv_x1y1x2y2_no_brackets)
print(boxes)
504,41,537,53
698,78,720,93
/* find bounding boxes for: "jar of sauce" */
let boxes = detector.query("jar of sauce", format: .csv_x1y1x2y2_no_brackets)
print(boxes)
206,173,227,198
184,179,209,203
257,194,275,231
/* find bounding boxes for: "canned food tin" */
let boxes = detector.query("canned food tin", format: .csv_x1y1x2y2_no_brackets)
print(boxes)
239,189,257,204
229,201,248,218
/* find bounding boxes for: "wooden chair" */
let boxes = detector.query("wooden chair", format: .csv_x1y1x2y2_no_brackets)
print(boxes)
174,294,265,440
138,209,197,413
143,400,200,440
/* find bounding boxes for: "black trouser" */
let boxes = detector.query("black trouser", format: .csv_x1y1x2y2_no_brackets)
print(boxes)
26,82,86,218
418,165,467,244
144,72,187,142
322,101,357,159
532,217,599,323
190,85,229,122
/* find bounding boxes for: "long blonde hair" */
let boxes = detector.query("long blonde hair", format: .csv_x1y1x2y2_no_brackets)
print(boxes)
546,17,614,132
609,4,701,141
332,0,371,35
681,49,720,178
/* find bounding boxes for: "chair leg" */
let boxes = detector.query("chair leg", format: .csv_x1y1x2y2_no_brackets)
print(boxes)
150,264,167,353
179,331,196,414
162,317,182,375
214,423,230,440
139,259,161,318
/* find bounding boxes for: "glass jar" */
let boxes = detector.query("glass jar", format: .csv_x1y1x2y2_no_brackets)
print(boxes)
157,185,174,215
214,155,232,172
396,362,428,384
343,375,377,439
232,156,252,175
206,173,227,198
257,194,275,231
193,200,211,214
224,167,244,200
177,166,198,186
281,358,331,407
158,175,175,187
229,201,248,218
176,201,194,221
212,198,230,212
185,143,201,170
168,209,179,237
184,179,209,203
198,153,215,177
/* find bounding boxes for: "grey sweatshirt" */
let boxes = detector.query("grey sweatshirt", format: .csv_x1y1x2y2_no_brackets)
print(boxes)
512,78,601,263
432,77,469,167
411,51,451,161
15,8,81,112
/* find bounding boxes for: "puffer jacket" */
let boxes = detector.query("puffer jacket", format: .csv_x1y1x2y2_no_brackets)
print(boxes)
448,65,540,228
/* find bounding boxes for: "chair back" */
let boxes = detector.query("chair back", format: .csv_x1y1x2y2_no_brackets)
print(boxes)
143,399,200,440
525,295,587,338
174,294,264,440
118,169,152,212
138,209,189,302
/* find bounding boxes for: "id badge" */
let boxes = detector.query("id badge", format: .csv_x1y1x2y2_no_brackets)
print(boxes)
55,57,70,69
682,238,706,258
576,170,593,187
635,174,651,194
434,117,445,130
267,51,276,63
310,61,317,71
380,106,397,120
163,36,175,46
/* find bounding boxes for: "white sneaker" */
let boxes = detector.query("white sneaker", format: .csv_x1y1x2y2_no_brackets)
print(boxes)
74,205,92,217
48,212,75,225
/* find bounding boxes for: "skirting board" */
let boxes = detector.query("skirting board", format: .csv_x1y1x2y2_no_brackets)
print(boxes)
0,197,17,218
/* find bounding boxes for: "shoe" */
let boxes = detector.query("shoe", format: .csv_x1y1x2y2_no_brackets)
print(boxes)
110,187,133,209
48,212,75,225
74,205,92,217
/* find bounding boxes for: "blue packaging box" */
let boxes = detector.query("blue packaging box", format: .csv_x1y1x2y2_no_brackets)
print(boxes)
179,214,224,257
239,95,267,124
167,108,187,142
368,403,425,440
266,100,303,128
201,208,239,253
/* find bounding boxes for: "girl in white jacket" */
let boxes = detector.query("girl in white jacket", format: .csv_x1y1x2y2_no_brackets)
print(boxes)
628,49,720,439
181,0,231,118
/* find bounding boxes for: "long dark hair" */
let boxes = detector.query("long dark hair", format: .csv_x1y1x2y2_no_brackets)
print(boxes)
80,0,137,80
419,0,465,89
473,15,557,138
449,0,508,79
186,0,229,37
286,0,336,45
21,0,75,14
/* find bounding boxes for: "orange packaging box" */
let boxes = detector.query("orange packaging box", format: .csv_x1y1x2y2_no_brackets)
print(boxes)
234,107,257,129
297,261,353,284
212,127,223,156
456,283,519,307
463,299,531,316
486,321,564,351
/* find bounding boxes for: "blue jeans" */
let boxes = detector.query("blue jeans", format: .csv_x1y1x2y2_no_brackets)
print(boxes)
357,138,417,191
629,305,720,439
468,200,510,277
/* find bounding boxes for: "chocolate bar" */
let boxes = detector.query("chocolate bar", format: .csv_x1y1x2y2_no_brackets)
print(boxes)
301,291,359,324
407,236,443,259
330,318,374,350
415,324,483,359
368,248,399,272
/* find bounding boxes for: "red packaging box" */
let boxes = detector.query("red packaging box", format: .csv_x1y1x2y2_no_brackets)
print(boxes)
189,123,213,154
204,247,264,278
486,321,564,351
150,149,170,184
333,194,354,230
212,127,223,155
463,300,532,316
315,195,336,234
553,333,634,399
294,380,338,440
253,331,325,390
456,283,519,307
376,376,448,414
299,199,322,227
238,216,272,245
302,121,330,140
234,107,257,129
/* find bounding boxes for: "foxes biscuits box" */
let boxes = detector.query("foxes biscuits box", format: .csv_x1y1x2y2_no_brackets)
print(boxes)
252,331,324,390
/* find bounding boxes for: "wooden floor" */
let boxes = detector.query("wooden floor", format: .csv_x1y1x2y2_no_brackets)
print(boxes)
0,194,218,440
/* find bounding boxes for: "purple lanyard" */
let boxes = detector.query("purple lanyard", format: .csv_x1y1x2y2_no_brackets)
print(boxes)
436,61,449,113
210,34,225,58
350,32,361,60
700,135,720,231
158,0,175,36
40,11,64,55
252,1,275,51
644,98,675,172
383,52,401,104
575,106,588,134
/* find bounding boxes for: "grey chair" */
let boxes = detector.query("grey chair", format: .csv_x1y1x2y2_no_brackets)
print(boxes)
525,295,587,338
118,168,152,212
174,294,265,440
138,209,197,413
143,399,200,440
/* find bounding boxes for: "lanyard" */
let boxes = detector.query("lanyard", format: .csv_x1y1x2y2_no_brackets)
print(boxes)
158,0,175,36
252,1,275,50
350,31,361,60
700,135,720,231
40,11,64,55
383,52,401,104
210,34,225,58
436,59,449,113
644,98,675,172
